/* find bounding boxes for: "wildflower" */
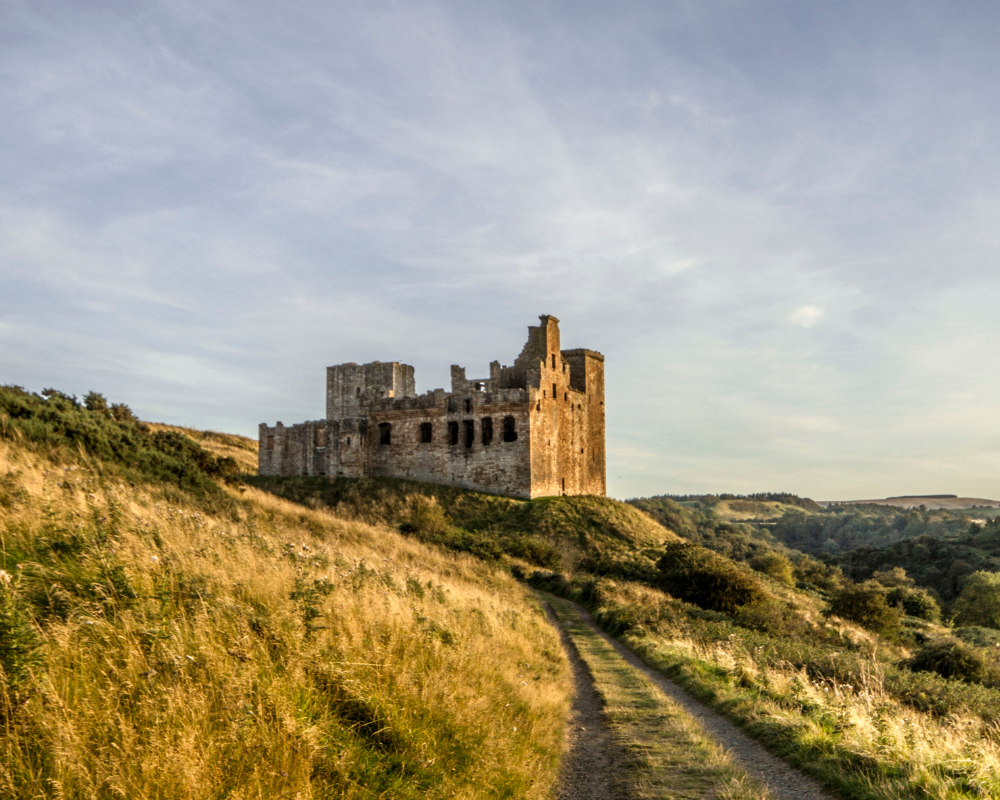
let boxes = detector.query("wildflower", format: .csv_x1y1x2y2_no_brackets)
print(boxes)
0,569,11,586
150,556,159,563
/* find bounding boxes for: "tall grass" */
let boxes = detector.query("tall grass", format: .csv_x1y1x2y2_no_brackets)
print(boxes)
0,437,571,798
542,575,1000,800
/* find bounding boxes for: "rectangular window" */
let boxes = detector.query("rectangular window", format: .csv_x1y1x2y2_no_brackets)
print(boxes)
379,422,391,446
464,419,475,448
420,422,433,443
552,383,557,399
315,427,327,447
552,354,556,369
481,417,493,446
447,396,458,413
502,416,517,442
464,398,472,413
448,420,459,445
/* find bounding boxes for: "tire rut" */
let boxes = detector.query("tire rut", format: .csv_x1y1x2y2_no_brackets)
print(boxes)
544,603,629,800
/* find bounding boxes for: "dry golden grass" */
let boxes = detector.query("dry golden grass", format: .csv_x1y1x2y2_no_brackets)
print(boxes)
0,440,571,799
146,423,259,474
591,580,1000,800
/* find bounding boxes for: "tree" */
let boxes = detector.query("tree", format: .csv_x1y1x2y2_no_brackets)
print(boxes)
953,571,1000,629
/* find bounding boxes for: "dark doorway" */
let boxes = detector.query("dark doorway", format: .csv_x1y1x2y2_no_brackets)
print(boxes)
502,416,517,442
420,422,433,443
379,423,391,446
464,420,475,448
448,421,459,445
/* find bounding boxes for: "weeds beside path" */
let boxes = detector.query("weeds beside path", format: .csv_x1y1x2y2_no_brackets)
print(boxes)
546,595,835,800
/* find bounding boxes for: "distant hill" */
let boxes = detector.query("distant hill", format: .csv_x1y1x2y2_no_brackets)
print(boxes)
822,495,1000,510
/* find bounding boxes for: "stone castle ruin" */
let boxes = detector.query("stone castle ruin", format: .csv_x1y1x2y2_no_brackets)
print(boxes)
258,315,606,499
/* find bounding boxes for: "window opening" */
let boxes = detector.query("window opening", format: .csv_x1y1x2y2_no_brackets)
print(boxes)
464,398,472,413
552,383,557,399
356,387,361,397
448,421,459,445
481,417,493,446
564,392,568,402
502,416,517,442
315,427,326,447
420,422,433,443
552,354,556,369
448,396,458,413
379,423,391,446
464,420,475,448
561,478,566,494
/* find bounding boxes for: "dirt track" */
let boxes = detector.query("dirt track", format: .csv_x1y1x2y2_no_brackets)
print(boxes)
549,599,836,800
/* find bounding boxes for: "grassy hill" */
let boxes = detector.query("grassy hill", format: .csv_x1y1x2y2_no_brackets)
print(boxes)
250,474,677,583
0,386,570,799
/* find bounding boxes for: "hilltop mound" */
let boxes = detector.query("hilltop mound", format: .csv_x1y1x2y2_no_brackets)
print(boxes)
249,475,678,582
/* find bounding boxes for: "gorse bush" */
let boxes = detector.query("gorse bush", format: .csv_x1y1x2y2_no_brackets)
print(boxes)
908,639,990,684
749,552,794,585
886,585,941,621
655,542,768,614
0,385,239,500
826,580,903,635
953,571,1000,629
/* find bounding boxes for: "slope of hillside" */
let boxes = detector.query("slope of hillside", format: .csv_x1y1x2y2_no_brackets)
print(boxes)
250,475,678,581
0,387,571,799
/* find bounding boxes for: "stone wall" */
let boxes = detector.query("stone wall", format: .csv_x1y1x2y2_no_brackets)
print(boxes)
259,315,605,499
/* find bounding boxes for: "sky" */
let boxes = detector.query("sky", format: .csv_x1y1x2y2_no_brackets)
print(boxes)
2,1,999,501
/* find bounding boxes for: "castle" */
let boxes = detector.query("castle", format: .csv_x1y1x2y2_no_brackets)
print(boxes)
258,315,606,499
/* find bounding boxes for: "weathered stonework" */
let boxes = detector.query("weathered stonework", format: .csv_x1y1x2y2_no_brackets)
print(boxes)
258,315,606,499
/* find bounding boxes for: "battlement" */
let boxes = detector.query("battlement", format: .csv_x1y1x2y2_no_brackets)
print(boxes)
260,316,606,499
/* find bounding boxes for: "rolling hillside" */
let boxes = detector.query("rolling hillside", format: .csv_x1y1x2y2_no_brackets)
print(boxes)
0,387,571,798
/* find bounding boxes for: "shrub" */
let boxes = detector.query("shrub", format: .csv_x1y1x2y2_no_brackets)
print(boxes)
909,639,990,684
872,566,914,588
0,385,239,498
749,552,794,585
887,586,941,621
656,542,767,614
953,571,1000,629
826,580,903,635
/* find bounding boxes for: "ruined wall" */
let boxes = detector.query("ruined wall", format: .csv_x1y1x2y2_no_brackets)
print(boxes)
259,315,605,499
258,420,327,477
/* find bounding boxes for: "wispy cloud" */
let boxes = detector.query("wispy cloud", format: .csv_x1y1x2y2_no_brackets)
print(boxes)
2,1,1000,499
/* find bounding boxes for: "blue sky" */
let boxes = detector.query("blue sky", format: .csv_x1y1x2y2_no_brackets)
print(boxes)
2,1,999,500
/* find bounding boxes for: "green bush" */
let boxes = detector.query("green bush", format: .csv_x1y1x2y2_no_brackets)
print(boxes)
0,385,239,499
953,571,1000,629
749,552,794,585
909,639,990,684
826,580,903,635
886,586,941,621
656,542,768,614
